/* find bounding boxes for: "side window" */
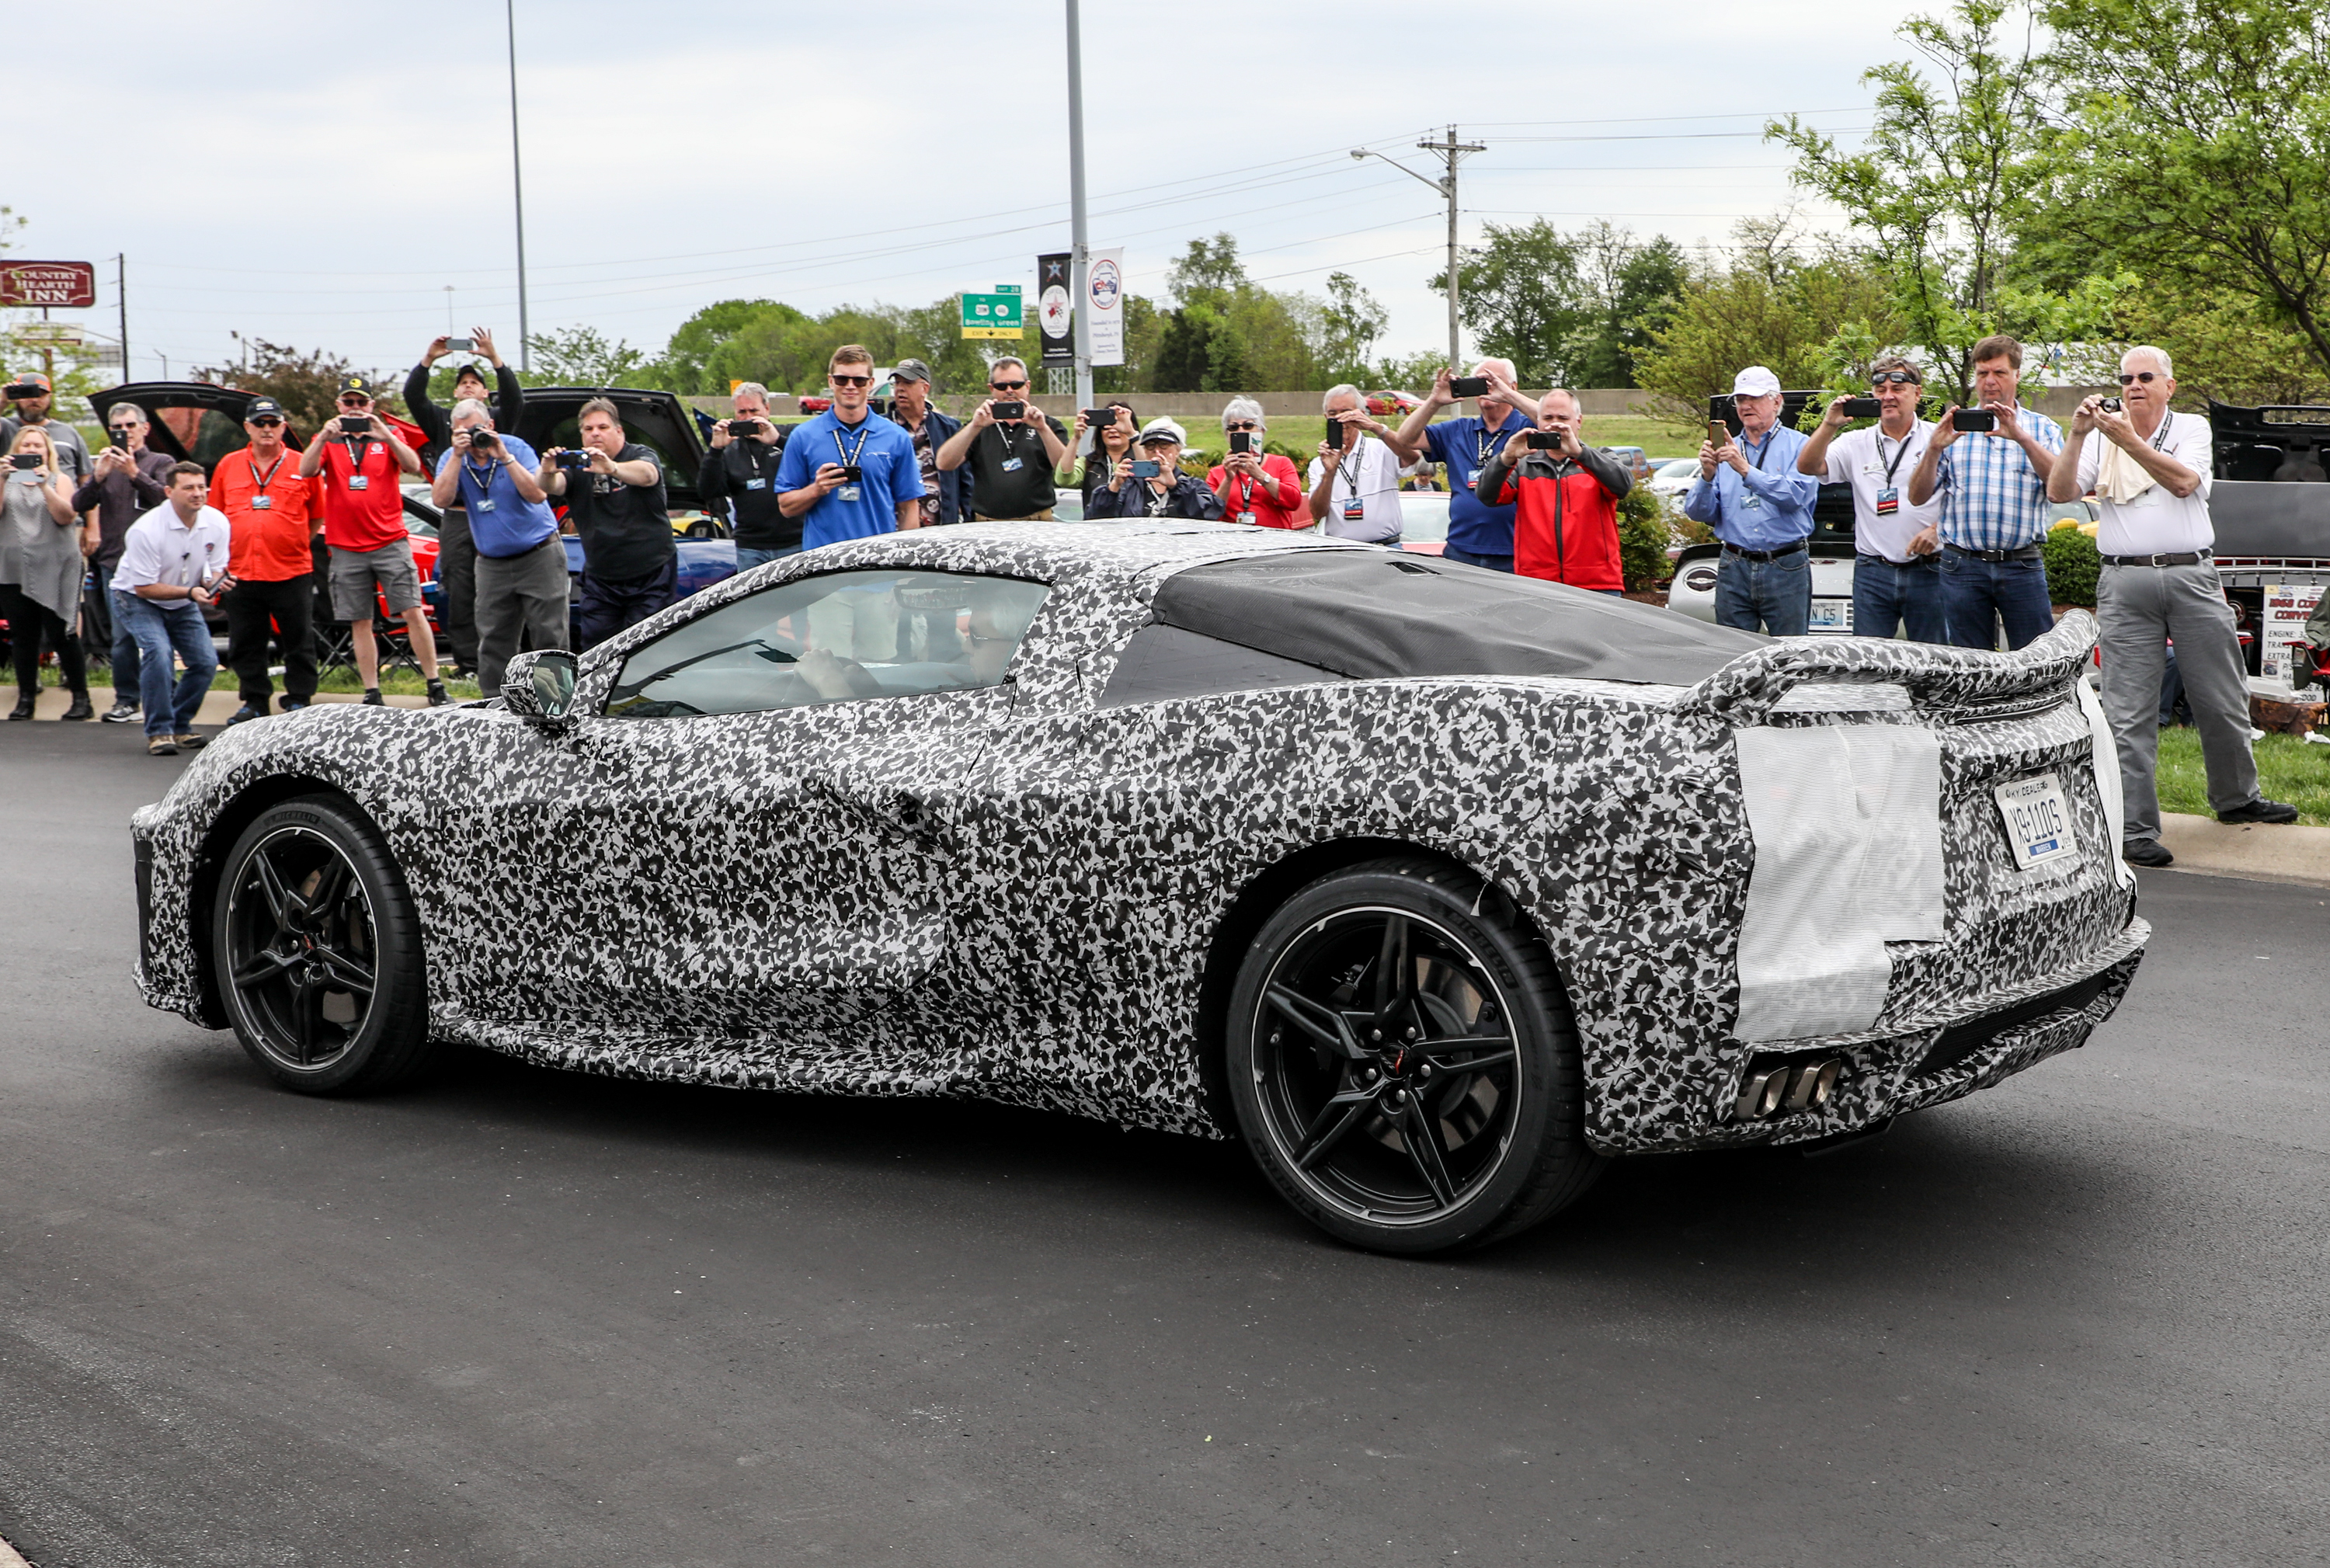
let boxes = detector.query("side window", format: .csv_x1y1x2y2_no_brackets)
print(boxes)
606,568,1050,719
1099,624,1343,708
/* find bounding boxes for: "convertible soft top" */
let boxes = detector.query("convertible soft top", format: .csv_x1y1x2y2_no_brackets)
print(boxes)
1152,551,1768,687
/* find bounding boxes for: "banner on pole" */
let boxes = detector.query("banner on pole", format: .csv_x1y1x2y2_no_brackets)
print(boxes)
1037,252,1073,366
1087,249,1124,367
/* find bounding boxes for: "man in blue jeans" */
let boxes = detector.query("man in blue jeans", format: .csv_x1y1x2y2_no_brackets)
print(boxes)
1796,355,1945,641
109,463,231,756
1907,332,2063,650
1385,360,1537,570
1683,366,1819,635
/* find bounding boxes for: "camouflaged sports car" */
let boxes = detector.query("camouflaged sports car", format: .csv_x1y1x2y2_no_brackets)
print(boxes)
131,522,2147,1255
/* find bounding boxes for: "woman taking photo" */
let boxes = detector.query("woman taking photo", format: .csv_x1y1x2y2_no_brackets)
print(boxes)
1206,396,1306,529
1054,400,1138,512
2,424,92,720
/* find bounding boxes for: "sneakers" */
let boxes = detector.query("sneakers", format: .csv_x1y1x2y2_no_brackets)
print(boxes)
2123,836,2175,868
101,700,141,723
226,704,266,725
175,732,208,750
147,735,178,756
7,691,32,721
60,694,92,721
278,697,309,712
361,688,384,707
2219,798,2300,826
426,678,450,707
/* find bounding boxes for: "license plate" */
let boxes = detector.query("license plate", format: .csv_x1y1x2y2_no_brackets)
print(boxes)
1994,772,2077,871
1809,597,1853,632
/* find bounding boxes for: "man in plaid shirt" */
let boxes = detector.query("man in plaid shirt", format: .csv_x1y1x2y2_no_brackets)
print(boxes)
1907,334,2064,649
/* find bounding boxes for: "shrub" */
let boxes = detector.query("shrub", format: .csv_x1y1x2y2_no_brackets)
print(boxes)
2041,523,2100,607
1619,483,1671,591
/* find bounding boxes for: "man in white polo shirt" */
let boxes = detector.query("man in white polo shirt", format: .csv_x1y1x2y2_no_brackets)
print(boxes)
1305,383,1403,543
111,461,234,756
1796,355,1945,641
2050,343,2297,867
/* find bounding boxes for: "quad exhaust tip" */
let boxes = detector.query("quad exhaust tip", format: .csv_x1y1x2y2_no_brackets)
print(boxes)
1734,1058,1843,1121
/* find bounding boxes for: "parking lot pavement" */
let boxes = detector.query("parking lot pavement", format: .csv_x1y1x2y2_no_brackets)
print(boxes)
3,724,2325,1567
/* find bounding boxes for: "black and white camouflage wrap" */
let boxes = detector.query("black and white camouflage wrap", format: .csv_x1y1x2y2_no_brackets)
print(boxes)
131,523,2145,1153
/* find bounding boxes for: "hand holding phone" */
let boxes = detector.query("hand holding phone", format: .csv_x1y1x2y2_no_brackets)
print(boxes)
1323,419,1346,451
1131,459,1162,480
1525,430,1563,450
1951,408,1996,433
992,401,1026,422
1841,397,1883,419
1449,375,1490,398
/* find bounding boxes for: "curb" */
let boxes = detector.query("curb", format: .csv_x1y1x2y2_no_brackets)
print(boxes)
18,688,440,722
2157,812,2330,891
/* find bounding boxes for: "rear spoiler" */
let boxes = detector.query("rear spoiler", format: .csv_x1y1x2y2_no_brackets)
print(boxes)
1678,610,2097,725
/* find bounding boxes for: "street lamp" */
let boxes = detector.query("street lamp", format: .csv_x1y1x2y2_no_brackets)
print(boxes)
1352,127,1483,370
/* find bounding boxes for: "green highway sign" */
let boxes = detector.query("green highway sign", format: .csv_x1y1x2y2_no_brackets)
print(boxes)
961,290,1024,339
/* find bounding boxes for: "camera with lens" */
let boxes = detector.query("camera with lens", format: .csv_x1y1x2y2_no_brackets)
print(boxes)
2100,397,2123,413
555,449,593,471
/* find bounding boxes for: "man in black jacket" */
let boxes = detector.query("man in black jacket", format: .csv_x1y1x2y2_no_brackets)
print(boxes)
75,405,177,721
1085,419,1226,520
402,329,525,676
697,382,795,568
886,360,972,527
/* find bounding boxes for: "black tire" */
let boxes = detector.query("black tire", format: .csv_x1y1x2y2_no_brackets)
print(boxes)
1226,857,1604,1255
210,794,432,1094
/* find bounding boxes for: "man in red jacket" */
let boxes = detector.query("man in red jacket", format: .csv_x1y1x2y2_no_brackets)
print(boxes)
1473,389,1633,593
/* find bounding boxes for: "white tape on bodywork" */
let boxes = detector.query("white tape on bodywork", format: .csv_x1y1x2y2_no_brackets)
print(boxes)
1733,724,1945,1042
2075,678,2136,887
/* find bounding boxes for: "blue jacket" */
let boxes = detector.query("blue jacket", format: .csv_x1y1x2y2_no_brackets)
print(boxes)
1085,471,1226,521
902,406,972,525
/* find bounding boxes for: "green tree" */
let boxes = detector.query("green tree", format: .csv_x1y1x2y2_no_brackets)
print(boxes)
195,339,401,432
1167,233,1247,301
1562,228,1688,388
2027,0,2330,383
1430,219,1588,385
523,325,647,388
1319,272,1389,384
649,299,784,393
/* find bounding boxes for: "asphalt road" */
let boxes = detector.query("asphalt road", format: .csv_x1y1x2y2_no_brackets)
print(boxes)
3,722,2325,1567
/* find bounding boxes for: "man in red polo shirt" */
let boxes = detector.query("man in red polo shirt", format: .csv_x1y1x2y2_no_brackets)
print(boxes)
295,374,447,705
1473,389,1634,593
211,398,322,721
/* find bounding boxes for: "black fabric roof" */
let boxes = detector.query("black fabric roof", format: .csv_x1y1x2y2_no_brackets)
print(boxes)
1150,552,1767,687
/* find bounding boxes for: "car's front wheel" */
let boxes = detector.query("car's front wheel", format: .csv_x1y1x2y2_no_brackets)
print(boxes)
1226,857,1603,1254
211,795,431,1093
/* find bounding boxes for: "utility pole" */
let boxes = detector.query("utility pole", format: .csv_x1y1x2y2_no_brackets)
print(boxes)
506,0,532,373
1351,125,1483,367
116,254,128,381
1065,0,1093,414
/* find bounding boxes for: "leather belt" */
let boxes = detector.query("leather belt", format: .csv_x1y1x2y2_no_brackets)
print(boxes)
2101,550,2212,567
1721,541,1807,562
1945,542,2042,563
1859,551,1940,568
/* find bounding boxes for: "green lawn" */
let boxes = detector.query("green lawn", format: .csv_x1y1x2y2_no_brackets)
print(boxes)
2156,727,2330,825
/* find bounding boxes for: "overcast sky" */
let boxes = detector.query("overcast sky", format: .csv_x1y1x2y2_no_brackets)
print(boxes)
8,0,1938,384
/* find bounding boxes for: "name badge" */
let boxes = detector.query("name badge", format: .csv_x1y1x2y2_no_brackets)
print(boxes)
346,475,368,492
1234,510,1255,526
1464,476,1477,491
1874,486,1900,516
838,485,861,502
1341,496,1366,521
249,495,273,510
476,498,496,513
1741,492,1763,510
1001,457,1024,473
743,478,767,491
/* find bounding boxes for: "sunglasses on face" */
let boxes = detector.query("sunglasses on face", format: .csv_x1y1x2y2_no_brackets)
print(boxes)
830,374,872,388
247,418,283,428
990,379,1028,391
2117,370,2161,385
108,424,138,434
339,398,371,409
1225,421,1259,432
1870,371,1918,385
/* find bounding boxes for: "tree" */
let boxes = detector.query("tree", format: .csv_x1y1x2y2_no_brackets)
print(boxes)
1167,234,1246,303
1431,220,1588,385
2028,0,2330,384
523,325,646,388
649,299,784,393
195,339,395,432
1149,234,1318,394
1560,228,1688,388
1318,272,1389,384
1768,0,2112,402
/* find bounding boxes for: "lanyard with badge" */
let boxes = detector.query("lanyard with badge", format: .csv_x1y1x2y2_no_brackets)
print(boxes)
1339,437,1371,523
995,420,1029,476
245,450,285,512
340,435,374,492
462,451,500,513
1873,428,1914,516
831,421,872,502
1466,423,1511,493
1737,429,1777,511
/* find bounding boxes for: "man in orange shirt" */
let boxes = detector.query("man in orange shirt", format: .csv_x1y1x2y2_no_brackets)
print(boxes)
213,398,322,721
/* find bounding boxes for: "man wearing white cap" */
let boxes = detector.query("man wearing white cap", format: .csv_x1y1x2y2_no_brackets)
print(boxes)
1683,366,1819,635
1085,419,1226,520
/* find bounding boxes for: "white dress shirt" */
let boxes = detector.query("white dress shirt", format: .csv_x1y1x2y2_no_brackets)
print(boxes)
112,502,233,595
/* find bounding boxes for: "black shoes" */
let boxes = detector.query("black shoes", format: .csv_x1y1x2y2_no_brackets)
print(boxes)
2219,798,2300,825
361,688,384,707
279,697,310,712
8,690,33,720
426,678,450,707
101,701,140,723
2123,837,2175,868
227,704,266,725
60,694,92,721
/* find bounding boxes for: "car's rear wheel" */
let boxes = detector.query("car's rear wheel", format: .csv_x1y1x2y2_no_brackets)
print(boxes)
211,796,431,1094
1226,857,1603,1254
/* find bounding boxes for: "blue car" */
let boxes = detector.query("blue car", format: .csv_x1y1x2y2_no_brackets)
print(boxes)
561,534,738,649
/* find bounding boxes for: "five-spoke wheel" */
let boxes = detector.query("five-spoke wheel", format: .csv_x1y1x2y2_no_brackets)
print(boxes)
1227,858,1601,1254
213,797,430,1093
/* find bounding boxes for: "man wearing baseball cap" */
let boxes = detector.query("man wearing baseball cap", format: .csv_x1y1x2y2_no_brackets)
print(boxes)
883,360,969,530
211,398,323,721
1085,419,1226,520
1683,366,1820,635
697,381,798,569
1,372,92,485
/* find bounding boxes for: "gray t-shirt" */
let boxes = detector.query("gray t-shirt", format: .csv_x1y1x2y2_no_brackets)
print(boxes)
0,415,91,484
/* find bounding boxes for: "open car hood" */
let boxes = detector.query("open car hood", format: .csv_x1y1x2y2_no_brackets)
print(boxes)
508,387,707,513
89,381,427,477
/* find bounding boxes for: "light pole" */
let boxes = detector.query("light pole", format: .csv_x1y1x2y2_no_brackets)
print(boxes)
506,0,531,373
1351,126,1483,369
1065,0,1092,413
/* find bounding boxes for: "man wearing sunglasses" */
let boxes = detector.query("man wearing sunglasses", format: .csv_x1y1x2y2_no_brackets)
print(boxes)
2048,345,2297,866
296,374,446,705
935,356,1069,522
1798,356,1946,642
774,345,924,549
210,398,322,721
73,405,176,722
1907,333,2063,650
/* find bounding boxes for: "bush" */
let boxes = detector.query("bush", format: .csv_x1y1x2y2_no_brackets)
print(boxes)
1618,484,1671,591
2041,524,2100,607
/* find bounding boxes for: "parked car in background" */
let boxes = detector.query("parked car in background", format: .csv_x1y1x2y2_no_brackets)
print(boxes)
1648,458,1700,499
1365,390,1424,419
1601,445,1653,485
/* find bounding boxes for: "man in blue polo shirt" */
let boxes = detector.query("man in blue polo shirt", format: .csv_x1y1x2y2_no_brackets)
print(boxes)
775,344,924,548
430,399,566,692
1683,365,1821,635
1386,360,1538,570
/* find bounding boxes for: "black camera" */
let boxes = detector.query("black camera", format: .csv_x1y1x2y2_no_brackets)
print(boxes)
1525,430,1562,449
2100,397,2123,413
729,418,763,439
339,414,371,434
1229,431,1252,455
1841,397,1883,419
2,381,43,400
109,428,133,449
1323,419,1345,451
1952,409,1997,433
466,429,497,449
992,401,1025,421
555,449,593,471
1082,407,1114,427
9,452,41,470
1449,376,1490,398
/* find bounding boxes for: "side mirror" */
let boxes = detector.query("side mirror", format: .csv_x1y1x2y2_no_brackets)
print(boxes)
503,649,579,726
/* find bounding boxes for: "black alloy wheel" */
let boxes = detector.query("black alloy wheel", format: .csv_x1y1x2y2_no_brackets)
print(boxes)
1226,857,1602,1255
212,796,432,1093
